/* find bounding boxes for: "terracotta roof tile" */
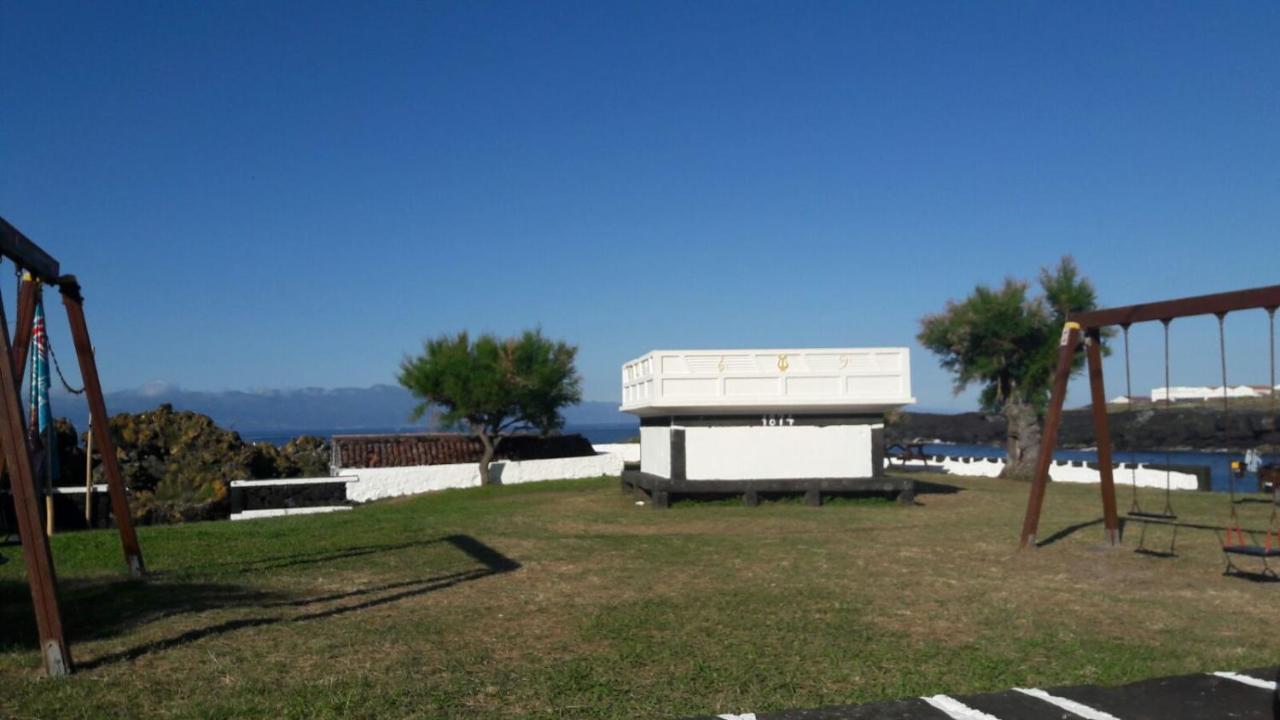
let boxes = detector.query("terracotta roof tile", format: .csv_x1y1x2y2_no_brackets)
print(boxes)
332,433,595,469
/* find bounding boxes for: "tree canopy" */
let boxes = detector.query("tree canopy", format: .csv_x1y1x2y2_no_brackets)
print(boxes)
398,329,582,485
917,257,1104,477
919,257,1102,413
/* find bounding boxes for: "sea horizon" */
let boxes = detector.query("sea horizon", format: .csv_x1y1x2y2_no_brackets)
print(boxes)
239,423,640,446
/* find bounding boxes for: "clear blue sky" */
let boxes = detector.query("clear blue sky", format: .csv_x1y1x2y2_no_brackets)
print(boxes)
2,1,1277,411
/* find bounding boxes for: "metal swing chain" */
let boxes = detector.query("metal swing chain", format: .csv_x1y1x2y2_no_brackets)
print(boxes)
1261,307,1279,529
47,339,85,395
1218,313,1238,522
1122,324,1140,513
1270,307,1277,421
1161,319,1174,515
10,263,86,395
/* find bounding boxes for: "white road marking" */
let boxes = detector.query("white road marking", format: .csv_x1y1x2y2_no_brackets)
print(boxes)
716,714,756,720
1212,671,1278,691
921,694,1004,720
1014,687,1123,720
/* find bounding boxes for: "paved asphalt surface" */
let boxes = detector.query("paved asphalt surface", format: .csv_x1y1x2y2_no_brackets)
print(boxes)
693,666,1280,720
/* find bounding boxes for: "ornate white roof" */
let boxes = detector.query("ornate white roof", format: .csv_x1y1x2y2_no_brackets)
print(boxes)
621,347,915,416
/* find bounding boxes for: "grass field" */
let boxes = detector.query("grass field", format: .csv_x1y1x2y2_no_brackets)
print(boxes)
2,473,1278,719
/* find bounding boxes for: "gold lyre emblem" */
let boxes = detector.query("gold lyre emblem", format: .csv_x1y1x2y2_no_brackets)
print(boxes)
718,356,726,373
777,354,790,372
839,354,849,369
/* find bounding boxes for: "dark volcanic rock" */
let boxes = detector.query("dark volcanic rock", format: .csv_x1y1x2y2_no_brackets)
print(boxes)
95,404,332,524
888,407,1280,451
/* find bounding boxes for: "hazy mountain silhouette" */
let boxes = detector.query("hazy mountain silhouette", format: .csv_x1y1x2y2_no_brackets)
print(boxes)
50,383,635,435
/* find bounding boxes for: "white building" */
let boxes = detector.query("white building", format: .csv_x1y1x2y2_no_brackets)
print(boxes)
1150,385,1277,403
620,348,916,507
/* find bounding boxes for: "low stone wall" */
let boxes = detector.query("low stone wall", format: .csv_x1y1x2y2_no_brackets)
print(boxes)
341,453,625,503
0,485,116,532
232,506,353,521
888,455,1204,490
229,477,352,513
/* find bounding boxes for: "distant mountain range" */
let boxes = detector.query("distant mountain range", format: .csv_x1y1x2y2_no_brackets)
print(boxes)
50,383,636,435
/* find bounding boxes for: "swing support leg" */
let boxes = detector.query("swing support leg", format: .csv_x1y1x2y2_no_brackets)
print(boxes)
1020,323,1081,548
0,279,41,480
1085,330,1121,545
59,279,145,577
0,290,71,676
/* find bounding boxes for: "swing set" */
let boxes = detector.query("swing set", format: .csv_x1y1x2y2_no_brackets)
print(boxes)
0,216,145,676
1019,283,1280,576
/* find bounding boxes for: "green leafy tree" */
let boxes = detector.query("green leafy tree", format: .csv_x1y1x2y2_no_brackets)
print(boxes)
918,257,1104,479
398,329,582,485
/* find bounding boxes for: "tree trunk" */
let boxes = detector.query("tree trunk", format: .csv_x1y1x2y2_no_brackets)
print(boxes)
476,432,500,486
1002,399,1042,480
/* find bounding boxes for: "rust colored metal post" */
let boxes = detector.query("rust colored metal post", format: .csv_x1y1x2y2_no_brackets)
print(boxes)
0,290,72,675
1085,330,1120,544
1019,322,1081,548
58,279,145,576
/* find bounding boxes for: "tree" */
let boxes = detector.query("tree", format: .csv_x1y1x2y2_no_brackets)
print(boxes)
397,329,583,486
917,257,1104,479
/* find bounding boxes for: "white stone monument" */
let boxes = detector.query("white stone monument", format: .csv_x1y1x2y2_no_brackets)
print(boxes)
620,347,916,507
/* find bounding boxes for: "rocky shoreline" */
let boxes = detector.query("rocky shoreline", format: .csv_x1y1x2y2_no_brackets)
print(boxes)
887,406,1280,453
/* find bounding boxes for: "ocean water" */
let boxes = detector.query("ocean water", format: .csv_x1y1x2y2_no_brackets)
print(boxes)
921,442,1277,494
240,424,639,447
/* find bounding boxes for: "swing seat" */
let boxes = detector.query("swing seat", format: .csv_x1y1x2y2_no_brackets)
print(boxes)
1127,510,1178,521
1222,545,1280,558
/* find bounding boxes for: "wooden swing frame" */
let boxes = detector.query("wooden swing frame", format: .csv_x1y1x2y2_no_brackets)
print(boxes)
1019,283,1280,549
0,216,145,676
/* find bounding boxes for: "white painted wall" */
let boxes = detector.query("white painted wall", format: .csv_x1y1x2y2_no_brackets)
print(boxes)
640,426,671,478
593,443,640,464
340,453,623,503
889,456,1200,490
51,484,108,494
683,424,875,481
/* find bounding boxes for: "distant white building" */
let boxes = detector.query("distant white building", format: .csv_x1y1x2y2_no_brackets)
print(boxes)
1150,385,1278,403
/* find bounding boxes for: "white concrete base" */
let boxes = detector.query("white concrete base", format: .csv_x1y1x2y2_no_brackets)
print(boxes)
888,456,1200,490
684,424,875,480
640,426,672,477
340,452,624,503
592,443,641,464
638,423,879,481
231,506,353,521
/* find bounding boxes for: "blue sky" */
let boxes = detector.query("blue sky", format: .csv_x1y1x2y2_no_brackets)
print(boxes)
2,1,1278,411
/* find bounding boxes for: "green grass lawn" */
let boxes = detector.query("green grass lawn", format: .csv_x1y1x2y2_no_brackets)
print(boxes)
2,473,1277,719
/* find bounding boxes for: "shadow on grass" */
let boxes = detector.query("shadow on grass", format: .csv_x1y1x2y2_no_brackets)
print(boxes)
1035,515,1275,549
216,537,456,574
913,480,961,496
1223,567,1280,584
1,534,519,670
1035,517,1105,548
0,577,279,649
